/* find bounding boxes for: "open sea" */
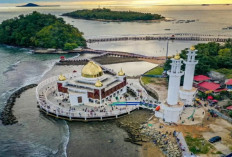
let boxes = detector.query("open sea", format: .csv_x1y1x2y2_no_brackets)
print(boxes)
0,5,232,157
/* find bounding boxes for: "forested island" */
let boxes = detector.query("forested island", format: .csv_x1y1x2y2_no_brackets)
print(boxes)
164,41,232,78
0,11,86,50
17,3,40,7
17,3,60,7
62,8,164,22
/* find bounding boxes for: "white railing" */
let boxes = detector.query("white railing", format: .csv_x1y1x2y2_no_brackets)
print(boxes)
36,73,140,120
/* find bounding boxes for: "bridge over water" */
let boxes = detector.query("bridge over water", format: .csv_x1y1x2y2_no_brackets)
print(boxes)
87,33,232,43
69,48,166,60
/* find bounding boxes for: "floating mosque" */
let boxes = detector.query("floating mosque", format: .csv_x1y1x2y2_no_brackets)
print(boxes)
36,46,198,123
36,60,157,121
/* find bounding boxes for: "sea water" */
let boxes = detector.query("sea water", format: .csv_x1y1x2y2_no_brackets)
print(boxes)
0,5,231,156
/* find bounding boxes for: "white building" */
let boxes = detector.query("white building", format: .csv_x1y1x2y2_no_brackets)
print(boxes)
179,46,198,105
57,61,127,106
155,54,184,123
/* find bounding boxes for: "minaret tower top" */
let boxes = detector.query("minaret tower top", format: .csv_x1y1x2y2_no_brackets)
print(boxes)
185,46,198,64
183,46,198,90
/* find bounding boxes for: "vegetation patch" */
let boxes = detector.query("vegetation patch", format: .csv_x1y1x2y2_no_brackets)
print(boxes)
0,11,86,50
164,41,232,77
62,8,164,22
141,66,164,85
185,135,213,154
215,68,232,79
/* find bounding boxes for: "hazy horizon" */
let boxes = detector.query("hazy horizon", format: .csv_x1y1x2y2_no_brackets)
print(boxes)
1,0,232,7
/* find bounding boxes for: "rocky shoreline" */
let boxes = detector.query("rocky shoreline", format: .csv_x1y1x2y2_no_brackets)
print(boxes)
116,109,153,146
0,84,37,125
116,110,182,157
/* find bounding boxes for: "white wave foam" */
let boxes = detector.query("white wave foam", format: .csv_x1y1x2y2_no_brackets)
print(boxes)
12,60,21,66
62,121,70,157
22,59,57,86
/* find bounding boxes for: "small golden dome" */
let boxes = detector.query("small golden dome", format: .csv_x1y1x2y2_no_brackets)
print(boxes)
95,80,103,87
174,53,180,60
58,74,66,81
190,46,195,51
118,68,125,76
82,61,103,78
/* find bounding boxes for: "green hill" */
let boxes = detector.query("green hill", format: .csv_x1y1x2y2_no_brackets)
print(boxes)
0,11,86,50
62,8,164,22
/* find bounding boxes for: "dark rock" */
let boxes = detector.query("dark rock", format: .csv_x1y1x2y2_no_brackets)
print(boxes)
0,84,37,125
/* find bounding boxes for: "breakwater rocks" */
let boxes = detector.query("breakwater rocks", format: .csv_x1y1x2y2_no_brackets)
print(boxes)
116,110,153,145
116,110,182,157
56,59,88,66
140,125,182,157
0,84,37,125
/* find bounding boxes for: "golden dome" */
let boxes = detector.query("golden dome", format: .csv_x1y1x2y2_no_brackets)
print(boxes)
118,68,125,76
174,53,180,60
58,74,66,81
95,80,103,87
190,46,195,51
81,61,103,78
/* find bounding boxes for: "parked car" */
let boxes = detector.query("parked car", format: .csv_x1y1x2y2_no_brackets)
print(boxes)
209,136,221,143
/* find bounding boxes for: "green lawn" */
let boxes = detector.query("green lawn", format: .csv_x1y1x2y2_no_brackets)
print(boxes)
141,67,164,85
145,67,164,75
185,135,213,154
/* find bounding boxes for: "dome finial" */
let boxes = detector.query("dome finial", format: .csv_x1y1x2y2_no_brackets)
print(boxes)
174,53,180,60
190,46,195,51
58,74,66,81
95,79,103,87
118,68,125,76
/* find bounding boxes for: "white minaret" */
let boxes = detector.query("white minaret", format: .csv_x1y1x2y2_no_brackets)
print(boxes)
183,47,198,90
155,53,185,123
180,46,198,105
167,54,184,105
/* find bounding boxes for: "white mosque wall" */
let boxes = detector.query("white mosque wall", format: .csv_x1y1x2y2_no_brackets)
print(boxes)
69,93,89,106
163,106,183,123
179,88,197,105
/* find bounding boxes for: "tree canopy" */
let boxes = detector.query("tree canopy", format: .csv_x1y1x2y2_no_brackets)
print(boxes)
62,8,164,22
164,41,232,77
0,11,86,50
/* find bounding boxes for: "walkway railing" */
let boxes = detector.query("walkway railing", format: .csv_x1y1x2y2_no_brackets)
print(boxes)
36,73,142,120
87,35,231,43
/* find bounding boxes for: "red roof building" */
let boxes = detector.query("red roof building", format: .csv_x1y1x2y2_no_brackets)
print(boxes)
197,82,226,92
60,56,65,61
226,79,232,91
226,106,232,110
194,75,211,82
225,79,232,85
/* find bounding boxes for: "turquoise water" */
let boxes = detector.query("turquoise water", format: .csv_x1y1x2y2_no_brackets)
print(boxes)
0,5,232,157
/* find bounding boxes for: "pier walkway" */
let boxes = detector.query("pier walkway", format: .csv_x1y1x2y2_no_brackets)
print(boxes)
68,48,165,60
87,33,232,43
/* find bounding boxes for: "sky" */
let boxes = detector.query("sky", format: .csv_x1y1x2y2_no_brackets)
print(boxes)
1,0,232,6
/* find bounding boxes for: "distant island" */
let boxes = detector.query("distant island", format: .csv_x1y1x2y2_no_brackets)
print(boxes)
17,3,60,7
62,8,164,22
0,11,86,50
